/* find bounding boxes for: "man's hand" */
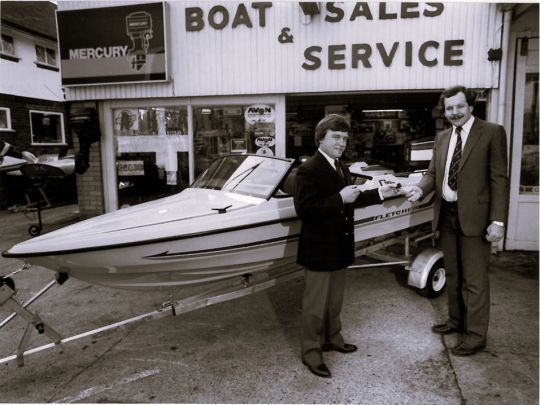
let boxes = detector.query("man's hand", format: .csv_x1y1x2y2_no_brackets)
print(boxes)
401,185,423,202
339,185,361,203
379,183,402,199
486,222,504,243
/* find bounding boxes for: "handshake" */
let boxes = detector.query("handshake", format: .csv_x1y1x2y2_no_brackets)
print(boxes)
339,183,423,204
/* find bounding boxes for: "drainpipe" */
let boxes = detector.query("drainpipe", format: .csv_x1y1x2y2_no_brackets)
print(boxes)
497,6,513,127
493,5,513,253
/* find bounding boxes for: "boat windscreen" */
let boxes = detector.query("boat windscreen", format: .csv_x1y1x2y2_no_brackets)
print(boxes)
191,155,292,199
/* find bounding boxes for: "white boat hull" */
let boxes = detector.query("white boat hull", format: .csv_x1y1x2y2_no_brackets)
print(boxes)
3,155,434,290
4,195,433,290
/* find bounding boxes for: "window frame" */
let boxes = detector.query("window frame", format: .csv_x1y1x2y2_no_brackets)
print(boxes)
29,110,66,145
0,33,19,62
0,107,13,131
34,44,58,71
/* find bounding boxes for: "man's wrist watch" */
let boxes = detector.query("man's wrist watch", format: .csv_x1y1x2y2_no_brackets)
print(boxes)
492,221,504,227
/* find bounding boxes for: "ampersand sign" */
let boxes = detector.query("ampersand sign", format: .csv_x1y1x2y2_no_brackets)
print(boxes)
278,27,293,44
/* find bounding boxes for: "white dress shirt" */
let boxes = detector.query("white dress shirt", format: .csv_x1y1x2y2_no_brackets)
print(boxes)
442,116,475,202
318,148,340,171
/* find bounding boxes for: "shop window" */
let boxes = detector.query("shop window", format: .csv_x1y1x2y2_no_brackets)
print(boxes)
29,110,65,145
113,106,189,207
519,73,539,194
0,108,12,130
286,104,437,171
35,44,58,70
193,104,276,177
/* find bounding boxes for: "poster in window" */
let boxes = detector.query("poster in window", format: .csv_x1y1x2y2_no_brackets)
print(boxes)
114,109,139,134
231,138,247,153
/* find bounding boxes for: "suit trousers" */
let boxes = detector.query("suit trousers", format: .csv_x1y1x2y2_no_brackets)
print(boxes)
439,201,491,346
301,269,346,366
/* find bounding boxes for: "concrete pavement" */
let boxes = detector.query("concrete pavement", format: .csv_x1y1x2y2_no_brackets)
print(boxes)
0,204,538,404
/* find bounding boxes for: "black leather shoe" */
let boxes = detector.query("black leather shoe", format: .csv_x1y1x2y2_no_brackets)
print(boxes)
322,343,358,353
302,362,331,378
451,343,486,356
431,323,462,335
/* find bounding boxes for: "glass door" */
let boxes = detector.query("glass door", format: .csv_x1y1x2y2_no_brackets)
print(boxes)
506,37,539,250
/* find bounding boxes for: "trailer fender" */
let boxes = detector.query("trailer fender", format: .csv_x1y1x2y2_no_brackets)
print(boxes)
407,248,444,290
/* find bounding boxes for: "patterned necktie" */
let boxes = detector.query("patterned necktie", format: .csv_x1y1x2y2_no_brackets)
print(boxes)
447,126,462,191
335,159,345,182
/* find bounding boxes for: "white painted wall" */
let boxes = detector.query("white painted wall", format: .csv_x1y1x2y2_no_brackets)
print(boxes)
0,28,64,102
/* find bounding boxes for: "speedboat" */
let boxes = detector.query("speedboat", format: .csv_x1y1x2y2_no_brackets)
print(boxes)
6,153,75,176
0,155,27,172
2,154,434,290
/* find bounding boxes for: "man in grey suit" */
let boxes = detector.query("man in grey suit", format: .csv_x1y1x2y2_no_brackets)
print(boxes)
403,85,509,356
294,114,399,378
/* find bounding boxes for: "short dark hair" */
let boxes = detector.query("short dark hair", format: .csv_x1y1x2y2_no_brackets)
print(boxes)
314,114,350,145
438,85,477,110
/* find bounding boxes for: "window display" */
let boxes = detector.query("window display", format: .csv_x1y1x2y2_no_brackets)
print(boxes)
113,106,189,207
193,104,276,177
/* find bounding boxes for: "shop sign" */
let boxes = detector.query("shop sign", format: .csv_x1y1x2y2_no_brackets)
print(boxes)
184,2,462,71
254,135,275,156
57,2,167,86
244,104,275,124
255,137,275,147
176,2,500,94
118,160,145,176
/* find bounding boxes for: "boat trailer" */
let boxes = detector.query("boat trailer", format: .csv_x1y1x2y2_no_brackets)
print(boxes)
0,226,444,367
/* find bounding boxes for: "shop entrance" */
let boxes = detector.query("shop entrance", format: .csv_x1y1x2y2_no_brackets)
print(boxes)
506,37,539,250
286,91,486,172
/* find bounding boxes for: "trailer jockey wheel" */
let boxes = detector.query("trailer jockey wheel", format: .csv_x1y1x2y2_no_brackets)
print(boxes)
28,224,42,237
0,276,16,291
420,259,446,298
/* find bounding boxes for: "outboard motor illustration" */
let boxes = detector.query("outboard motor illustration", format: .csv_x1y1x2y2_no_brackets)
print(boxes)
126,11,153,71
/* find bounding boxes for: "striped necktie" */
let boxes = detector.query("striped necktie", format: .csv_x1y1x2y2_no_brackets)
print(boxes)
335,159,345,182
447,126,462,191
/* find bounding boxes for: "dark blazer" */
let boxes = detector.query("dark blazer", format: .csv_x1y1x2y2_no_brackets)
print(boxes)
418,118,508,236
294,151,380,271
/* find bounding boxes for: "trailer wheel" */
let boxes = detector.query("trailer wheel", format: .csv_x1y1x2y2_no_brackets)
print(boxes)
28,225,42,237
419,259,446,298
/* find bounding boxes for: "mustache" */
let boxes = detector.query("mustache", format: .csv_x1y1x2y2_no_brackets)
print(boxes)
450,114,464,120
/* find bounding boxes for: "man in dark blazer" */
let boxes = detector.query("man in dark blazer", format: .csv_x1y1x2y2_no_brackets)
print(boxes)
403,85,509,356
294,114,399,378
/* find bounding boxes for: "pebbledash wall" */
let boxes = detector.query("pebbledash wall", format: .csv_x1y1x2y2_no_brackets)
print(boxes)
56,1,537,251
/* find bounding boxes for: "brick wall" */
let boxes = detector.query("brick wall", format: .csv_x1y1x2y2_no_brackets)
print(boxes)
74,136,105,218
0,93,72,209
0,93,69,155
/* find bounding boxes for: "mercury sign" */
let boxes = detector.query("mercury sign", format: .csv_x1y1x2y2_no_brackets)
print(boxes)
244,105,275,124
57,2,167,86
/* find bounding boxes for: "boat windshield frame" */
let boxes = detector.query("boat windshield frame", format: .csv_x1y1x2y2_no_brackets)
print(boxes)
191,155,295,200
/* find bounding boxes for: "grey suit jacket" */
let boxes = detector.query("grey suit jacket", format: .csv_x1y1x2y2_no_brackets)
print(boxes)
418,118,509,236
